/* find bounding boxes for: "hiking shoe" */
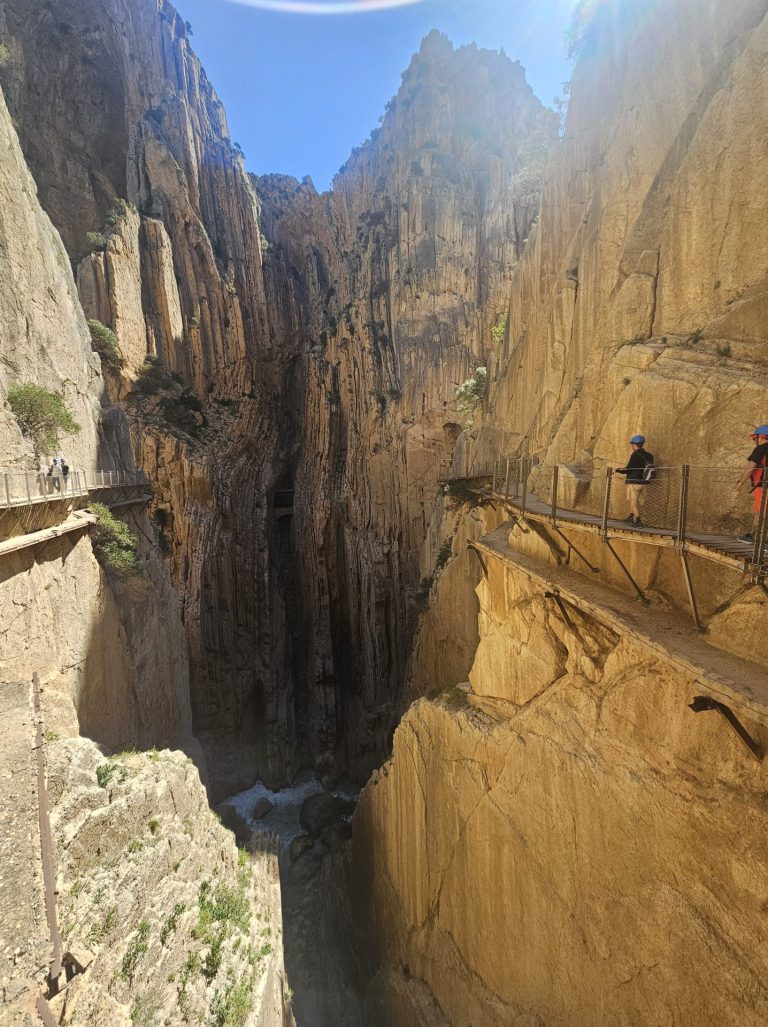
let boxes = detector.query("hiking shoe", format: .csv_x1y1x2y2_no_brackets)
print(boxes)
634,518,644,527
737,533,754,544
624,515,636,525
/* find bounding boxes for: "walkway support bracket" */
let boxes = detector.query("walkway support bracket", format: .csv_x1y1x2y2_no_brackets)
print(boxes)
603,539,649,604
552,526,600,574
689,695,762,762
679,550,704,632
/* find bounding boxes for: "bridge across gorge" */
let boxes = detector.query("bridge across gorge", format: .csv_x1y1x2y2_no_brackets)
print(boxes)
444,458,768,631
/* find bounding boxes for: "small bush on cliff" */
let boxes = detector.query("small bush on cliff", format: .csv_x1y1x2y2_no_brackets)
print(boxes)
87,319,123,372
90,502,142,579
105,197,129,227
455,366,487,426
0,42,9,65
490,313,508,346
7,382,81,455
85,231,107,254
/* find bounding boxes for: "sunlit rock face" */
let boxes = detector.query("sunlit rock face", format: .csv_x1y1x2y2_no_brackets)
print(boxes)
256,32,555,780
0,2,553,793
352,2,768,1023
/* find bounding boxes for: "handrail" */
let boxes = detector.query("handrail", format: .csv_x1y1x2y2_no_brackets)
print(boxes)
0,468,149,510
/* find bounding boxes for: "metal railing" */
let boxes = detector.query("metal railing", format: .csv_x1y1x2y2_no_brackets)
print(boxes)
476,457,768,570
0,468,149,509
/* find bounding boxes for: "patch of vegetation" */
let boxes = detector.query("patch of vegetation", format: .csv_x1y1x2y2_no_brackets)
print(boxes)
128,838,143,854
442,480,483,511
85,231,107,253
133,357,205,438
131,990,163,1027
105,197,129,227
96,762,117,788
0,41,9,65
87,319,123,372
435,538,453,573
191,877,251,985
160,902,185,946
455,366,487,426
716,342,732,358
490,313,508,346
688,327,704,344
7,382,81,455
90,502,143,579
430,683,470,711
148,818,160,835
120,920,150,982
88,907,117,946
43,728,60,742
208,972,255,1027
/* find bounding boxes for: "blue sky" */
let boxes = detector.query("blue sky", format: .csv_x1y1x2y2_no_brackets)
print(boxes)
172,0,575,191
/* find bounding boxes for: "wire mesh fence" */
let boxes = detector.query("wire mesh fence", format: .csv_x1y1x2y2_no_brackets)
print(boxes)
485,458,758,540
0,469,148,508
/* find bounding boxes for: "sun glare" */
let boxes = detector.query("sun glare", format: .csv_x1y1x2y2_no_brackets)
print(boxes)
226,0,426,13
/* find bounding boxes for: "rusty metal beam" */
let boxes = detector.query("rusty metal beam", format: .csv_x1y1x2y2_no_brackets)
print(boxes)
603,539,649,604
689,695,762,761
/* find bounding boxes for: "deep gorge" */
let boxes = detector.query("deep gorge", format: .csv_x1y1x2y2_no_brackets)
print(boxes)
2,0,768,1024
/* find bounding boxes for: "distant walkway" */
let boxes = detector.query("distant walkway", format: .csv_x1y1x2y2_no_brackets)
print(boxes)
1,468,150,511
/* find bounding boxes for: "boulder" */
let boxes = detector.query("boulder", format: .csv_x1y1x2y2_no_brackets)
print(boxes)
251,797,274,820
321,820,353,853
299,791,346,837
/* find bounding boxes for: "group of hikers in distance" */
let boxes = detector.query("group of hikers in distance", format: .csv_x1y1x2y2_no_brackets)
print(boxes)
45,456,70,492
616,426,768,543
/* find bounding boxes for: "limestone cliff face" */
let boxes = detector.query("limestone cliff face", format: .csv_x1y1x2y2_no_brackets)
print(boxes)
352,2,768,1023
257,33,556,778
0,80,193,754
476,0,768,473
0,0,302,797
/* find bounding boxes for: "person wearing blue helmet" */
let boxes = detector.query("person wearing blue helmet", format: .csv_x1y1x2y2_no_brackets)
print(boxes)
615,434,654,526
735,425,768,543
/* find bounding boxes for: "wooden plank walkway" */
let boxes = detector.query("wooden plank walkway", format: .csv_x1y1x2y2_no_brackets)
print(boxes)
474,485,764,576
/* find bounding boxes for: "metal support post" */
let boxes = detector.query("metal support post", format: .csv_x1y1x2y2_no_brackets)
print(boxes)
551,465,559,523
521,459,529,515
600,468,613,536
604,539,649,603
689,696,762,761
25,473,32,503
752,478,768,575
552,527,600,573
677,464,689,544
504,458,511,499
4,472,10,508
679,551,703,632
492,459,498,495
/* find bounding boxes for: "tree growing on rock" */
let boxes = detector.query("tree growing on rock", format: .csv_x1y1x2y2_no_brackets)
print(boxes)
6,382,81,455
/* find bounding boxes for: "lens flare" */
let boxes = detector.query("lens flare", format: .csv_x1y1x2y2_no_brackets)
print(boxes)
227,0,426,13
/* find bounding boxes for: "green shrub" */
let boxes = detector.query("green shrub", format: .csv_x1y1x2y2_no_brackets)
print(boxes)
85,231,107,253
716,342,732,358
105,197,129,227
0,42,9,65
120,920,150,981
87,319,123,372
7,382,81,454
435,538,453,573
90,502,142,579
490,313,507,346
208,973,255,1027
455,366,487,425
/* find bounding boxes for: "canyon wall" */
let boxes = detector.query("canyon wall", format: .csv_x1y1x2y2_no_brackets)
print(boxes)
0,1,556,795
353,1,768,1023
256,32,556,778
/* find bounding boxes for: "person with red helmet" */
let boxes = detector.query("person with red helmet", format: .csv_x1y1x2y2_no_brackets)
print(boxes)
735,425,768,543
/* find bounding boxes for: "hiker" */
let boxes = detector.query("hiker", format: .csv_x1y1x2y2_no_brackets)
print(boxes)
734,425,768,543
47,458,62,493
60,457,70,491
615,434,654,527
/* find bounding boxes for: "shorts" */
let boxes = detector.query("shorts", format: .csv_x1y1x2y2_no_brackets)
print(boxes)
753,486,766,513
627,483,644,506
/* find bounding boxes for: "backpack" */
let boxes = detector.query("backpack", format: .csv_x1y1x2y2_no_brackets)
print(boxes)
640,450,655,483
61,460,69,475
